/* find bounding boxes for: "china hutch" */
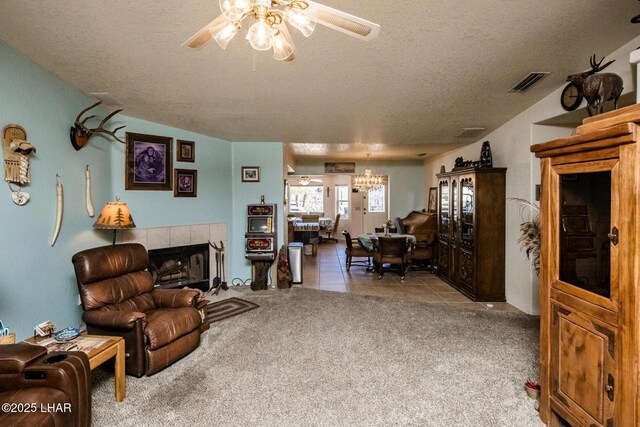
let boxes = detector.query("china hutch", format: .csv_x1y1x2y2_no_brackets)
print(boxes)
531,103,640,427
436,167,506,301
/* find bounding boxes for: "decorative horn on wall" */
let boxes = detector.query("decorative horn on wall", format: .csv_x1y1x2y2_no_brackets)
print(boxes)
70,101,126,150
50,174,63,247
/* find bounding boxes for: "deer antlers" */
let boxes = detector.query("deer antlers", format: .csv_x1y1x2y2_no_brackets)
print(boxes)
588,54,615,75
70,101,126,150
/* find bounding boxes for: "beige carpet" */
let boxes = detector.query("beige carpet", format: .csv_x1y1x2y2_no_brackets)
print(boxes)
91,287,543,426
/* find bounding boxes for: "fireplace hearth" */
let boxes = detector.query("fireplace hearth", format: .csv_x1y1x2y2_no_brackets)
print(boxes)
148,243,210,291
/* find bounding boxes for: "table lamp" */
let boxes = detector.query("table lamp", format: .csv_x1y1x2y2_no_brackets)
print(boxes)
93,197,136,244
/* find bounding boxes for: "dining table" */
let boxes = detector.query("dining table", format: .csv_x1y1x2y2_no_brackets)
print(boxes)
357,232,417,252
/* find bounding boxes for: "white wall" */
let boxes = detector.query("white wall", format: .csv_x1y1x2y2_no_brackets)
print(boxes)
424,35,640,315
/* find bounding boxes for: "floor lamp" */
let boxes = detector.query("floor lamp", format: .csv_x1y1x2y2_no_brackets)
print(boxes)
93,197,136,244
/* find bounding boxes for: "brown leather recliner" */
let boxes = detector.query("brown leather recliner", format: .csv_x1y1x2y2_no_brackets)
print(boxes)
72,243,202,377
0,343,91,427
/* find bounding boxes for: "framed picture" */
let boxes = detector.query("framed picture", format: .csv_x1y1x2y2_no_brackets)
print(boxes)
324,162,355,174
242,166,260,182
177,140,195,162
427,187,438,213
174,169,197,197
125,132,173,190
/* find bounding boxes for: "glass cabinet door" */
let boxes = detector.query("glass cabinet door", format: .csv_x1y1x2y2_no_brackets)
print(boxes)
558,171,611,298
438,180,449,235
461,177,474,245
451,179,458,239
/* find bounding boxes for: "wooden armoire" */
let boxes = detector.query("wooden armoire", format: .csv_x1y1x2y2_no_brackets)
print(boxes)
531,103,640,427
436,167,506,301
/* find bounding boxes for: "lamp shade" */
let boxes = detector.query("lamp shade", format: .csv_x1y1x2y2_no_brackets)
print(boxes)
93,199,136,230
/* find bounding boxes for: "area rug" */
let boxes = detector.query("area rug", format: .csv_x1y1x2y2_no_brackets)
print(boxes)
205,297,259,323
91,288,543,426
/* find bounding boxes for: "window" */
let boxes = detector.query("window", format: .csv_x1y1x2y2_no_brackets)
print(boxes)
368,185,385,213
289,185,324,212
336,185,349,219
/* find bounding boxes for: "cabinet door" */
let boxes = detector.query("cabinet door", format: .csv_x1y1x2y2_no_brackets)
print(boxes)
450,179,459,282
550,302,616,427
552,162,619,312
460,176,474,248
437,178,450,277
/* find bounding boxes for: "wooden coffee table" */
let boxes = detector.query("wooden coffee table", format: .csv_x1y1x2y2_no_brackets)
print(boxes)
26,334,126,402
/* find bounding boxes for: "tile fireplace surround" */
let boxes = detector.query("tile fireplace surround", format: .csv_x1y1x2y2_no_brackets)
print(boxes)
121,222,228,290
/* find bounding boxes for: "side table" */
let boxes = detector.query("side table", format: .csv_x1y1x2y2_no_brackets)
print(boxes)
26,334,126,402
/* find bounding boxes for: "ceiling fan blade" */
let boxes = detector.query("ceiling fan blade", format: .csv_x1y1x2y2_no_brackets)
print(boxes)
305,0,380,41
182,14,229,50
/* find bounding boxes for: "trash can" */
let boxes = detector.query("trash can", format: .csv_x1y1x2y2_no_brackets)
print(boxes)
288,242,304,284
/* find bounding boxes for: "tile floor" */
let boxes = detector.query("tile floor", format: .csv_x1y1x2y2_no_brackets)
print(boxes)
297,241,523,313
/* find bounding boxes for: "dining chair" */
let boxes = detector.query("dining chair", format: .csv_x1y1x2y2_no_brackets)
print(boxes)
373,236,411,280
342,230,371,271
321,213,341,243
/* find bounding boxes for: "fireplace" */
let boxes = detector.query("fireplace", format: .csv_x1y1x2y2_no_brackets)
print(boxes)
148,243,210,292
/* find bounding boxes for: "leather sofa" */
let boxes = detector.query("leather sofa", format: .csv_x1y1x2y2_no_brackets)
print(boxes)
72,243,203,377
0,343,91,427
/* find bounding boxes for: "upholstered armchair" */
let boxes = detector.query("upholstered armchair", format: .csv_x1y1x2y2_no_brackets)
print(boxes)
372,236,411,280
0,343,91,427
72,243,202,377
410,231,438,272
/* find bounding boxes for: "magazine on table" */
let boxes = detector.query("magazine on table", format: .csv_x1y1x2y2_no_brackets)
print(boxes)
29,336,109,353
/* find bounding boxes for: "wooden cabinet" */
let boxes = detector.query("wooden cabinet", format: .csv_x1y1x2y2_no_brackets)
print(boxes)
530,103,640,427
436,167,506,301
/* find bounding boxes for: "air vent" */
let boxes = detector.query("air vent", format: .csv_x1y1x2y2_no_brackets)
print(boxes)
455,127,487,138
89,92,123,106
509,72,550,92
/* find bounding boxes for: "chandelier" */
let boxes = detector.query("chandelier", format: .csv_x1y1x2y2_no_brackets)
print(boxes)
183,0,380,62
353,154,383,192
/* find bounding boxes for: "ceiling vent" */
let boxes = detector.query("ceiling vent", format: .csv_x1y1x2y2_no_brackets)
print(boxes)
509,72,550,92
89,92,123,106
455,127,486,138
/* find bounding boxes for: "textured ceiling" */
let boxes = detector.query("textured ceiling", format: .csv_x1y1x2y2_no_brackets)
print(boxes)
0,1,638,160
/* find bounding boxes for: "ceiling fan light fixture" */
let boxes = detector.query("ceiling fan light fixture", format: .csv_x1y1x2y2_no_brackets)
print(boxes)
219,0,252,21
273,30,294,60
246,16,274,50
285,6,316,37
299,176,311,185
211,21,240,49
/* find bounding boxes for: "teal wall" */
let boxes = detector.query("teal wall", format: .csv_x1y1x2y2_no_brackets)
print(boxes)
231,143,285,283
295,159,426,218
0,43,239,339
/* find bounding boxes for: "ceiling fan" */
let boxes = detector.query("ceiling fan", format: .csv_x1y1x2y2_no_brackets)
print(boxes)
182,0,380,62
297,176,322,185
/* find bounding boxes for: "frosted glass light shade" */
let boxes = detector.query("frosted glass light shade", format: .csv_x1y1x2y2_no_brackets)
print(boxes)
219,0,252,21
246,19,274,51
211,21,239,49
273,31,294,60
285,7,316,37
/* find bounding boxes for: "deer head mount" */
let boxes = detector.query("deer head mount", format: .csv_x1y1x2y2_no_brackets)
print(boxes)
70,101,126,150
567,55,624,117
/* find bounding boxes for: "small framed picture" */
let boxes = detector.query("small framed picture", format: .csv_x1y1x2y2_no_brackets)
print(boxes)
125,132,173,191
242,166,260,183
427,187,438,213
177,140,195,162
174,169,197,197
